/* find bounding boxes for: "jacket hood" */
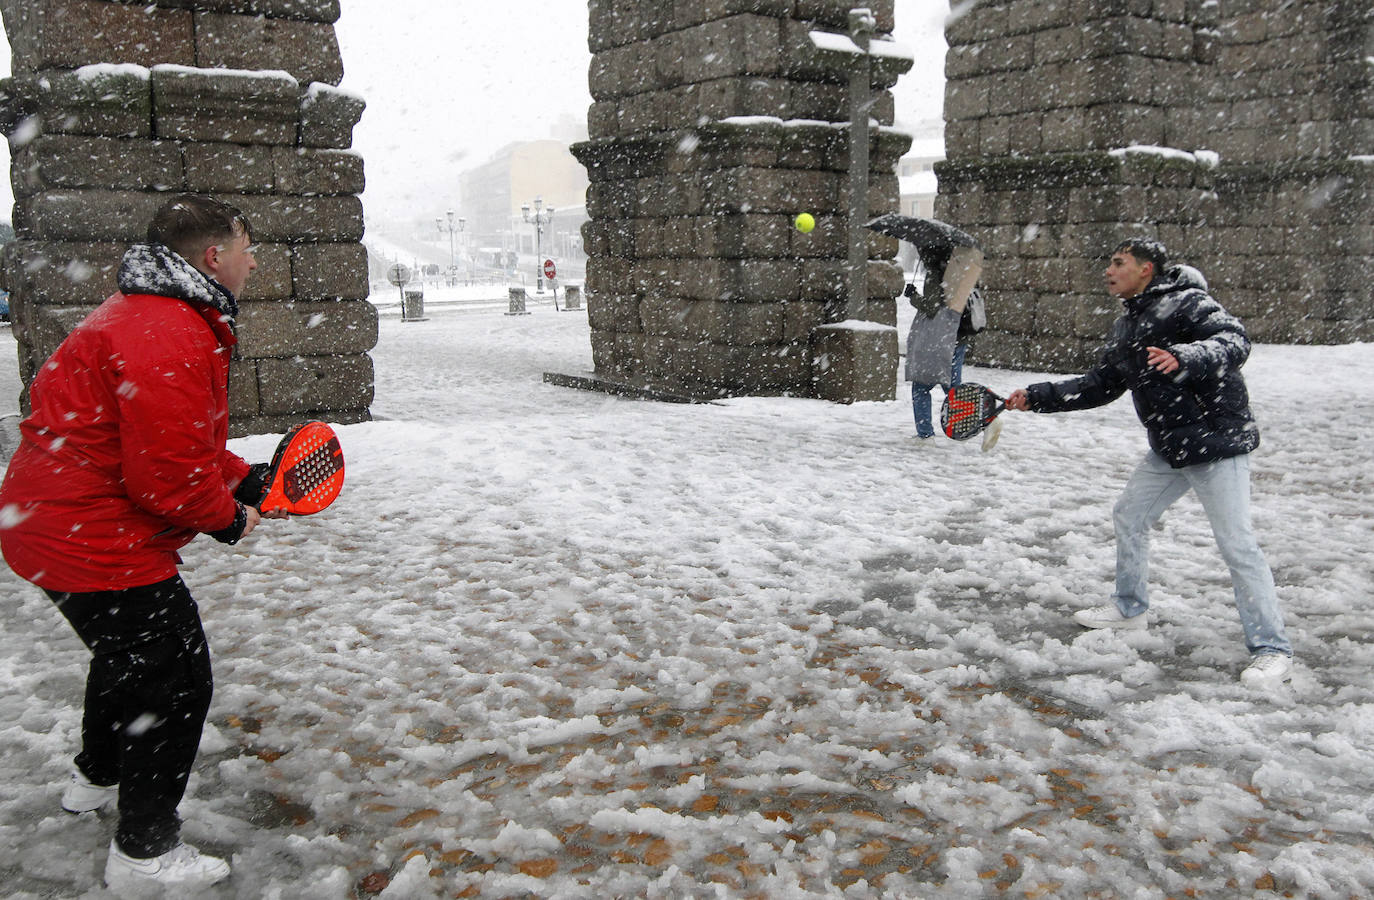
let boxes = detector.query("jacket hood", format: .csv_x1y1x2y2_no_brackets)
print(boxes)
1166,263,1209,292
117,242,238,322
1125,264,1209,316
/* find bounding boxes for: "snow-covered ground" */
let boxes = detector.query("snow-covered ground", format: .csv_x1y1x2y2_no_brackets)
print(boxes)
1,308,1372,898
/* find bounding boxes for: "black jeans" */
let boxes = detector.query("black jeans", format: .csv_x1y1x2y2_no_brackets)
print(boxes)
46,575,213,858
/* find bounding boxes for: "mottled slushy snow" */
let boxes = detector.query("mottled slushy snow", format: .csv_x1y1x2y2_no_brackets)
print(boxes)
1,295,1371,898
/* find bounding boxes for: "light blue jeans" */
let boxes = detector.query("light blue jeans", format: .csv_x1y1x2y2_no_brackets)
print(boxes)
1112,450,1290,657
912,342,967,438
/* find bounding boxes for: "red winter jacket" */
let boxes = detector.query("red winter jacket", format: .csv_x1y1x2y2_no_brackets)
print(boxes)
0,243,251,592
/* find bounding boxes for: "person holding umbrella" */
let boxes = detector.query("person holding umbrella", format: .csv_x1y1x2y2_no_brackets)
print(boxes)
867,215,988,443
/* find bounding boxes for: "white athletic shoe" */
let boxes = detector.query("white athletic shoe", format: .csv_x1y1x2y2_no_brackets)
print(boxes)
1241,653,1293,687
104,840,230,895
60,771,117,814
1072,603,1148,630
980,416,1004,452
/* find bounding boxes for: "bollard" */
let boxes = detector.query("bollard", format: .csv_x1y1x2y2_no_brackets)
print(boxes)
563,284,583,311
506,286,531,316
402,289,426,322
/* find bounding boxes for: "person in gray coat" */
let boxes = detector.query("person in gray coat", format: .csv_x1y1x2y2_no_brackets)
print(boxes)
906,272,985,439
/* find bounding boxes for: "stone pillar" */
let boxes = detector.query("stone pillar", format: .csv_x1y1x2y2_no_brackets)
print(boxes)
0,0,375,435
572,1,911,401
1197,0,1373,345
939,0,1372,372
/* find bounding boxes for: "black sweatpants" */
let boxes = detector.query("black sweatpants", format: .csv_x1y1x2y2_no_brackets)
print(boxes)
46,575,213,858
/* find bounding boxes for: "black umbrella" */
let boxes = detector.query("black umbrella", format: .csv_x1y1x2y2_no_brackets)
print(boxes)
865,214,980,262
866,214,983,311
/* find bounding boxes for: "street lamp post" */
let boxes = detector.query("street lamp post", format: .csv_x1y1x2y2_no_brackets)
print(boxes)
521,196,554,293
436,210,465,285
844,7,875,321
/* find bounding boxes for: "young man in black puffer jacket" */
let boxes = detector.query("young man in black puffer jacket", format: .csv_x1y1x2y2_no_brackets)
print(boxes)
1005,238,1293,688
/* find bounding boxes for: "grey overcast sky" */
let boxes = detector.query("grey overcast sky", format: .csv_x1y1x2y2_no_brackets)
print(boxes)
0,2,950,225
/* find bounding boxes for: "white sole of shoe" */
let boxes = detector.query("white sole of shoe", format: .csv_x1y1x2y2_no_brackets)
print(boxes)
1241,674,1292,688
1072,611,1147,630
62,798,114,814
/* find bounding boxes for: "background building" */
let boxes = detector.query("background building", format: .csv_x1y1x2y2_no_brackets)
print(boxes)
362,137,591,289
461,139,589,275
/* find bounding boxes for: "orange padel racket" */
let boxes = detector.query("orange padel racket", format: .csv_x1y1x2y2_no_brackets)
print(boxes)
258,421,345,515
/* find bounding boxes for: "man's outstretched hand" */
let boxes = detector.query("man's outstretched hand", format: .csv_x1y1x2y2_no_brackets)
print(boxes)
1005,389,1030,411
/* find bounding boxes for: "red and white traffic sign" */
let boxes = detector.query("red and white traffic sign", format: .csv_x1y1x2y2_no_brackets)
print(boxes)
543,259,557,280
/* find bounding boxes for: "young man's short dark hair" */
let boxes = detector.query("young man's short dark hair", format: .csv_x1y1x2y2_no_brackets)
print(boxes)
146,195,251,264
1113,237,1168,273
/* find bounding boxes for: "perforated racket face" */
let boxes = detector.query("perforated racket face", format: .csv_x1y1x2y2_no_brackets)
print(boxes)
942,383,999,441
261,422,345,515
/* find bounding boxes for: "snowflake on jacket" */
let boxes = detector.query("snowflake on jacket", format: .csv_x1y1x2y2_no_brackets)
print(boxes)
0,242,254,592
1025,265,1259,468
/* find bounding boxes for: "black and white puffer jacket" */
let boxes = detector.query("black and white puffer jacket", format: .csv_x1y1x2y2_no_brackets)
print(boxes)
1025,265,1260,468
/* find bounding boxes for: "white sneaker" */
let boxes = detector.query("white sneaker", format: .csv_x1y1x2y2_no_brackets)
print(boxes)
104,840,230,895
1241,653,1293,687
1072,603,1148,630
980,416,1004,452
61,771,117,813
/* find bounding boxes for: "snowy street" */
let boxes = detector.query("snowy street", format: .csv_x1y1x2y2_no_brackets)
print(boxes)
2,302,1372,898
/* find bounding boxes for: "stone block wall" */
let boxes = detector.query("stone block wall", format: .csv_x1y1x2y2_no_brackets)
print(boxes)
0,0,373,435
573,0,912,399
939,0,1372,372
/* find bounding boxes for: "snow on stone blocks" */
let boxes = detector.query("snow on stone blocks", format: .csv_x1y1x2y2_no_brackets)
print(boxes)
809,321,898,404
0,0,373,432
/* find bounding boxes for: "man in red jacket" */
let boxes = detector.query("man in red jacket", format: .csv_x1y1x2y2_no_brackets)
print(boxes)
0,194,283,893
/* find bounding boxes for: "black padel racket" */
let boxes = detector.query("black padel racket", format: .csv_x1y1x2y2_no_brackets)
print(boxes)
258,421,345,515
941,383,1006,441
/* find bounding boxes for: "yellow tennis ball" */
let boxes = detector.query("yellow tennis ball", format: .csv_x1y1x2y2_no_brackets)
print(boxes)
794,212,815,233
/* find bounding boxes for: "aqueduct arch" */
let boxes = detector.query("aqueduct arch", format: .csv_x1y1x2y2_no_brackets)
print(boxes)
577,0,1370,394
938,0,1372,371
2,1,1369,427
0,0,373,435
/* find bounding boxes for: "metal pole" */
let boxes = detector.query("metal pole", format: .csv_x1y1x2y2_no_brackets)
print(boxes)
845,8,876,321
536,221,544,293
